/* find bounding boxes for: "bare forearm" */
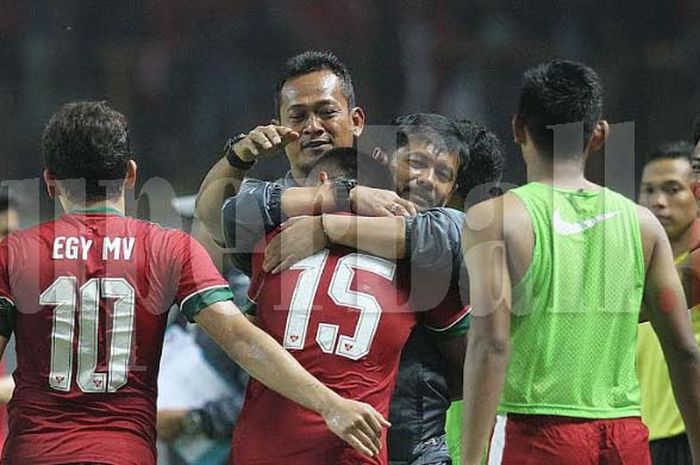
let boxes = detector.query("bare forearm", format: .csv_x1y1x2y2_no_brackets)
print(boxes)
281,187,335,217
666,348,700,462
199,310,337,416
196,158,248,243
232,324,337,413
323,215,406,259
461,340,509,464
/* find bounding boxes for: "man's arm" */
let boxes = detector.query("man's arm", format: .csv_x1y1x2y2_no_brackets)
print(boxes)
325,208,464,263
280,185,417,218
263,209,464,277
640,208,700,463
193,301,389,457
196,158,251,245
324,209,465,314
167,230,391,455
195,125,299,244
261,214,406,275
222,179,287,275
323,215,406,258
460,198,511,465
260,185,421,273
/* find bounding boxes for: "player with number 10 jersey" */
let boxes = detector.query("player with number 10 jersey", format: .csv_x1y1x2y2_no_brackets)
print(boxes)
0,209,233,465
232,231,469,465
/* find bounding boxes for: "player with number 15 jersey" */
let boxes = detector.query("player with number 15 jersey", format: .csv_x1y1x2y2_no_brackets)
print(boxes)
232,230,469,465
0,209,233,465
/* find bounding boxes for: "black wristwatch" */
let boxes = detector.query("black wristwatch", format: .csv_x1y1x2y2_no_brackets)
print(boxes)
224,133,256,170
334,177,358,212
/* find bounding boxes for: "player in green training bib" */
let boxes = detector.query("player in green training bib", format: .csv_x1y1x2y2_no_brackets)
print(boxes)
460,60,700,465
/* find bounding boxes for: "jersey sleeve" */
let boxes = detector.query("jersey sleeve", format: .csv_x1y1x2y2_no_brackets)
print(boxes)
170,232,234,323
404,208,465,278
422,284,471,338
222,179,284,276
0,238,16,338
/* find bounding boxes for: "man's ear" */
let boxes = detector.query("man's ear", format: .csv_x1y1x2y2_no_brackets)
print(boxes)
43,169,57,199
588,120,610,153
350,106,366,137
318,170,331,186
125,160,138,190
512,115,526,145
692,182,700,202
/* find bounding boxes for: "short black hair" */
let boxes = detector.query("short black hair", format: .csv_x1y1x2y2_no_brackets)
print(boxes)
306,147,393,190
517,60,603,159
42,101,132,202
391,113,469,175
453,119,505,197
275,51,356,114
692,113,700,145
645,140,695,166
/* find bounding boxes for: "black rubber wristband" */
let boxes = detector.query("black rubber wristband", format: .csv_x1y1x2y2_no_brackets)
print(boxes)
334,177,357,212
224,134,256,170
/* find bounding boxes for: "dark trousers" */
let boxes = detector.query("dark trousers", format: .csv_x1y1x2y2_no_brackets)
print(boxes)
650,433,692,465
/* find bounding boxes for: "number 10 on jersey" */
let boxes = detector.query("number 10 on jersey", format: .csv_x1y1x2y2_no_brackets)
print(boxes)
40,276,135,393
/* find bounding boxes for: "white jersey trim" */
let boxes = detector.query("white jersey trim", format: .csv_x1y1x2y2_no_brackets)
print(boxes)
488,414,507,465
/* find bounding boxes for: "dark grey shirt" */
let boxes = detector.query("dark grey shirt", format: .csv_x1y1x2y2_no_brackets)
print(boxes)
389,207,464,463
221,173,296,275
220,177,466,463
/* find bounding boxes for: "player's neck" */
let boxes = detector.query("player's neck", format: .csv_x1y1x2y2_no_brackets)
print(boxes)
60,196,125,215
527,155,597,190
290,166,308,187
670,218,700,258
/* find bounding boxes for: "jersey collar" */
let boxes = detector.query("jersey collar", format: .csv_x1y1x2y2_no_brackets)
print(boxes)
69,206,125,216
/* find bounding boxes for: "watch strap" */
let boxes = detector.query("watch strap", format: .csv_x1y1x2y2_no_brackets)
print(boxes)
334,177,357,212
224,134,256,170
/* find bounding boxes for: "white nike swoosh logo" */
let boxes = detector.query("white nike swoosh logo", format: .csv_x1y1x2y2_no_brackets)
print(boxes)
553,210,621,235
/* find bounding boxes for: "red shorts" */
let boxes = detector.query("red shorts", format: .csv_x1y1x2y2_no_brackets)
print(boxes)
487,414,651,465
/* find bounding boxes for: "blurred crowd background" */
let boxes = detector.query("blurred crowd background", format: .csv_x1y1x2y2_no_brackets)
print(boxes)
2,0,700,196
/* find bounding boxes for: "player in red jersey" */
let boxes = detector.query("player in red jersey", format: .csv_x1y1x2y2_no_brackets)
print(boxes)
0,102,388,465
232,148,470,465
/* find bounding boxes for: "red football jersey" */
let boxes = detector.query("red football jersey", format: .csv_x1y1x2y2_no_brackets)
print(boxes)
232,230,468,465
0,209,233,465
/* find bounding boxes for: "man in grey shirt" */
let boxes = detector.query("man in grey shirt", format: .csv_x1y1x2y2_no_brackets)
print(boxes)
196,50,503,464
